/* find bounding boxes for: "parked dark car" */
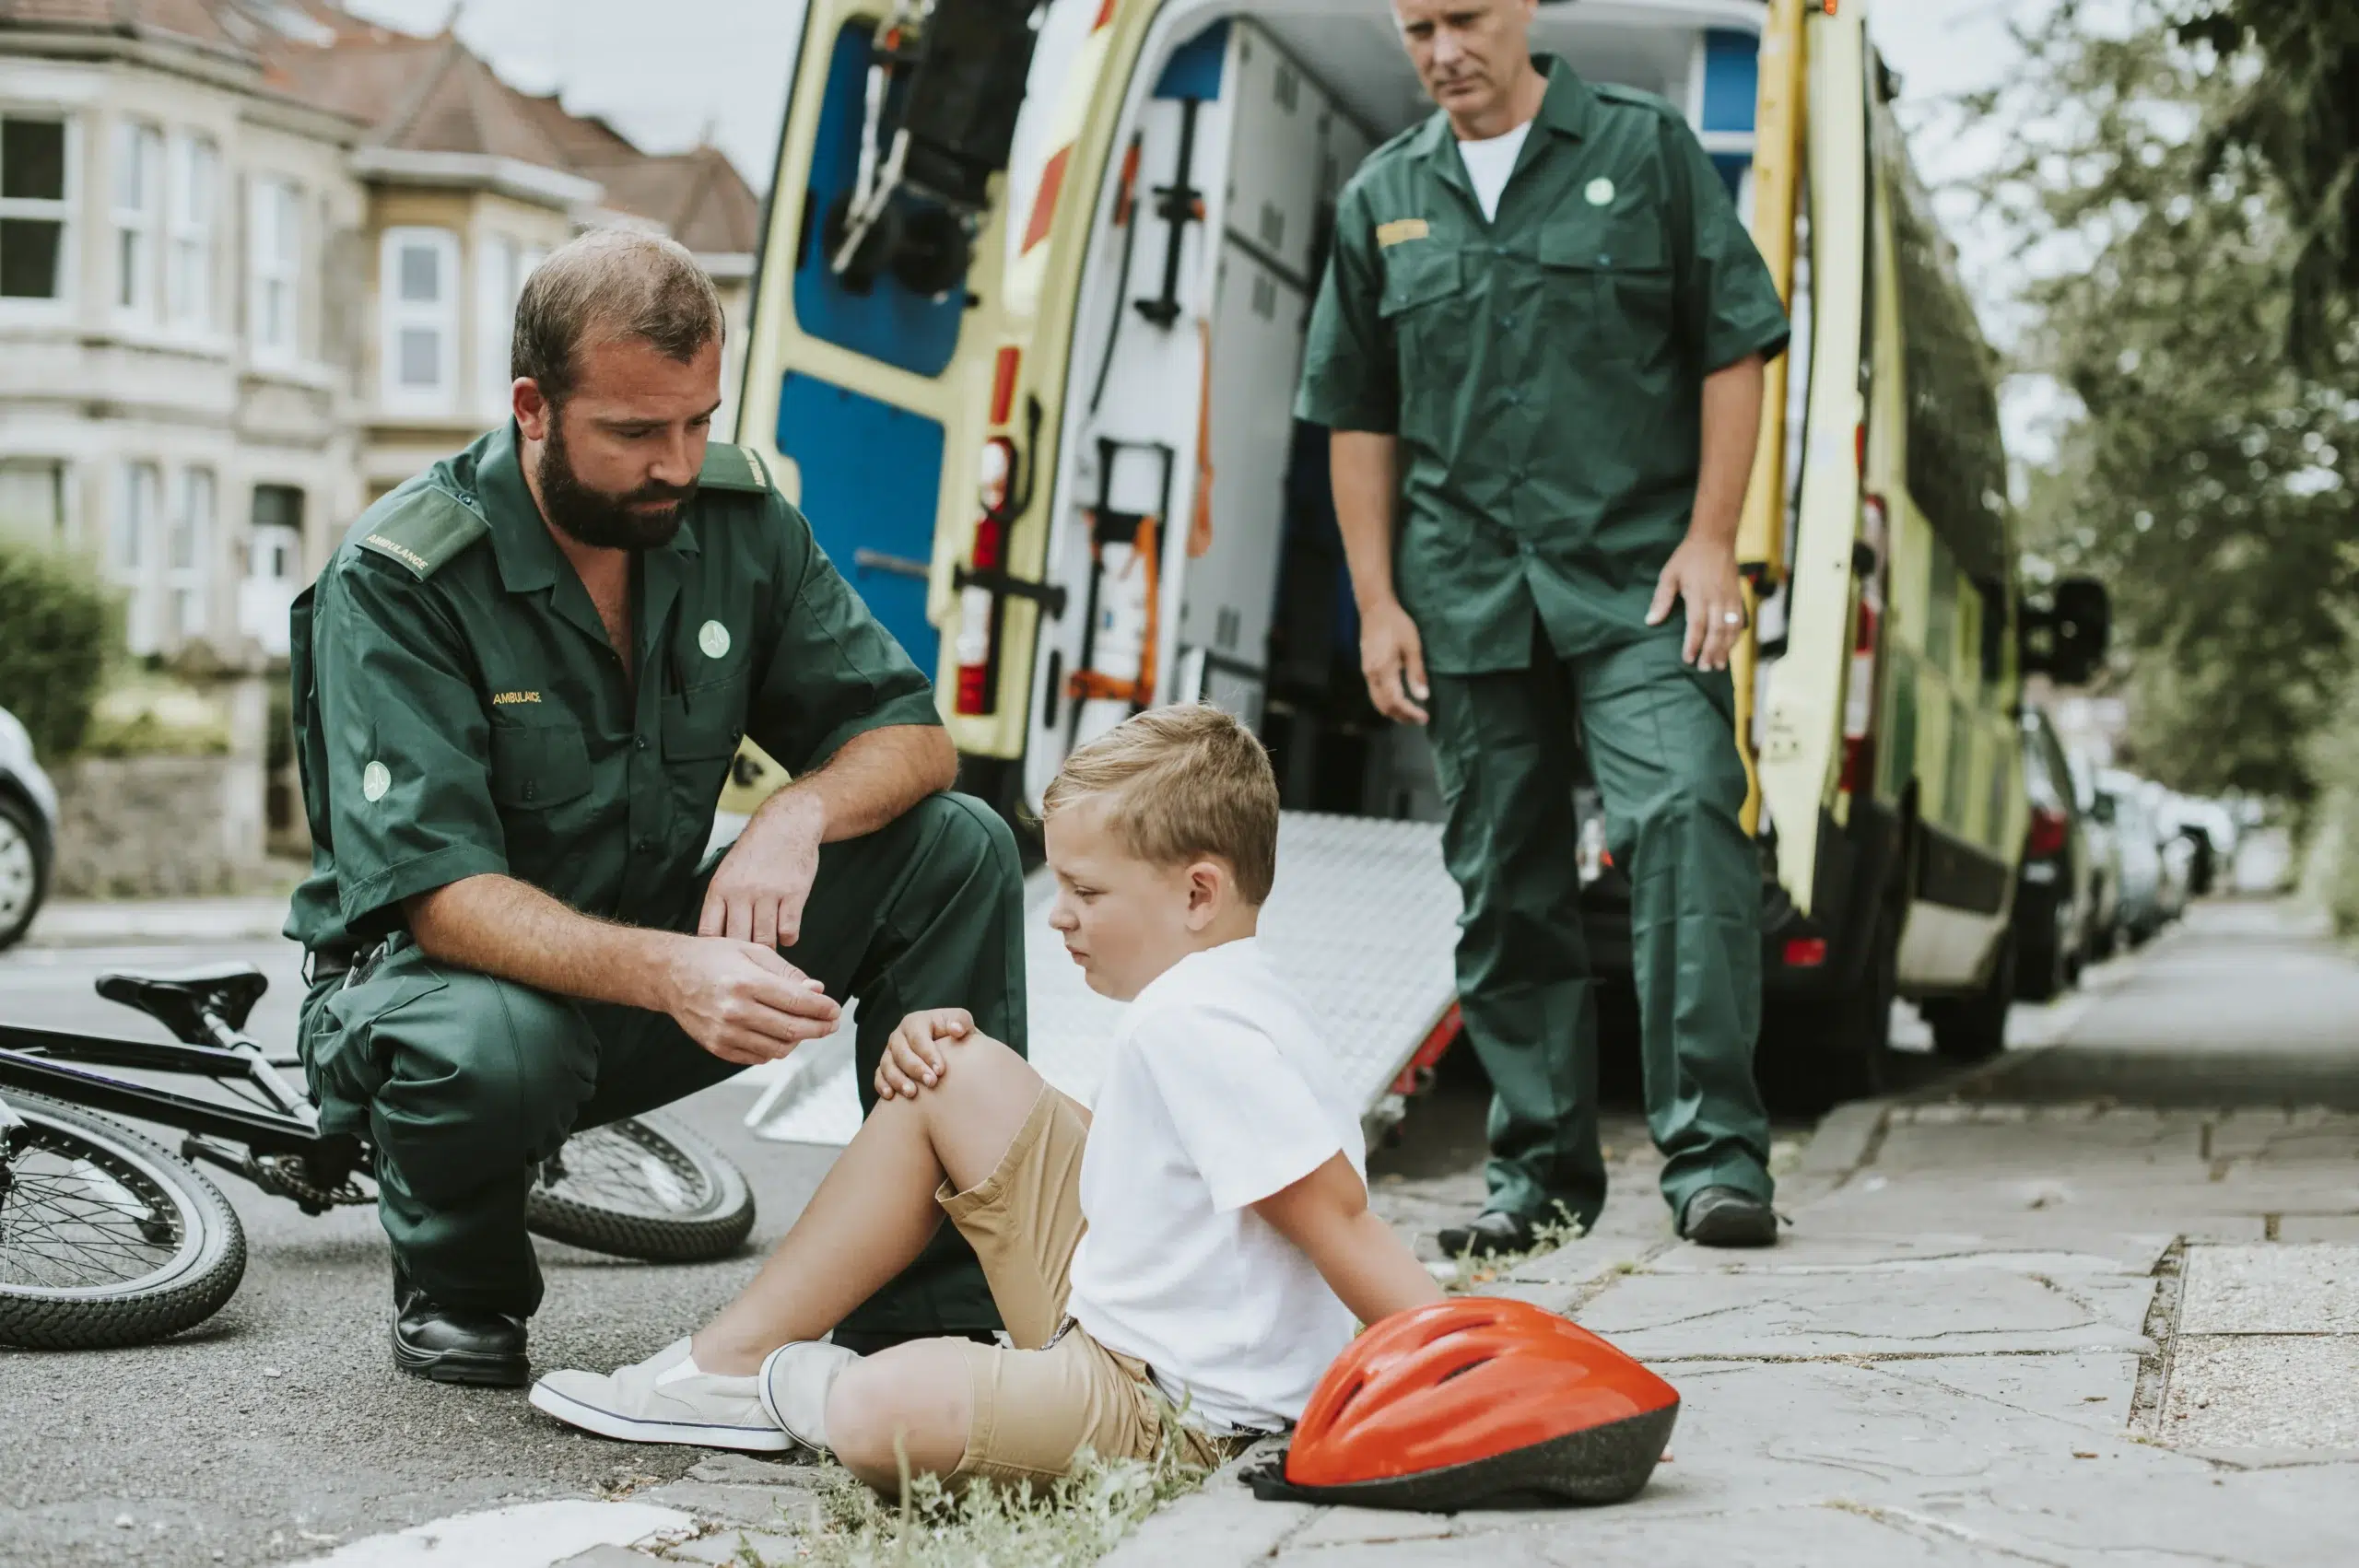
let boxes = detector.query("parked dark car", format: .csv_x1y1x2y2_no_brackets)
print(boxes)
0,704,60,950
2013,708,2096,1001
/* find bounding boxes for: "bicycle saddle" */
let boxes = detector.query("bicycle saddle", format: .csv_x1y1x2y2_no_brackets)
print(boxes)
97,963,270,1041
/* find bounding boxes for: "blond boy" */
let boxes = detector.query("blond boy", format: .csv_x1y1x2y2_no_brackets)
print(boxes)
532,706,1444,1490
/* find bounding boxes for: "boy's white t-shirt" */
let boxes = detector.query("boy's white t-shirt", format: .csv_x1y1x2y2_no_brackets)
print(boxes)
1062,938,1365,1433
1457,120,1532,222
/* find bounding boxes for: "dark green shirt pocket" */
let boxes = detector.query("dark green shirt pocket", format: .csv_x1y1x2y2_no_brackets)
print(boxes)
487,717,594,809
1541,211,1673,361
661,683,746,761
1379,247,1469,442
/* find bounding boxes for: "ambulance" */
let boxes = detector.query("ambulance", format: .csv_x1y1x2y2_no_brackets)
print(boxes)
724,0,2107,1138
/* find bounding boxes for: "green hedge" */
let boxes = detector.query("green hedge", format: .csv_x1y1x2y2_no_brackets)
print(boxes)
0,538,111,760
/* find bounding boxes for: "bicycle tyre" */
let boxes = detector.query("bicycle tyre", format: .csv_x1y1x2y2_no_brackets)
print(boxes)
524,1113,754,1263
0,1094,247,1350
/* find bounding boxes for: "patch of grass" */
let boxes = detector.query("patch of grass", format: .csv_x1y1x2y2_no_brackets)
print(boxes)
740,1418,1219,1568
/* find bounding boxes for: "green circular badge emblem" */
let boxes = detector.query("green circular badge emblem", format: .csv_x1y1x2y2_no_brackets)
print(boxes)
698,620,732,660
362,760,391,802
1585,177,1615,207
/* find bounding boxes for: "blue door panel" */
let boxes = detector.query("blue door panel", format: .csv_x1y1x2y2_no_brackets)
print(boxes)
794,22,968,377
778,371,945,674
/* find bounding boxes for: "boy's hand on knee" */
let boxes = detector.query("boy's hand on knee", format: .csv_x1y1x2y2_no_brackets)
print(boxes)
876,1008,975,1099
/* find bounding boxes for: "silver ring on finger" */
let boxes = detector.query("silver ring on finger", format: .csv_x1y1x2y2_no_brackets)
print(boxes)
1721,610,1744,626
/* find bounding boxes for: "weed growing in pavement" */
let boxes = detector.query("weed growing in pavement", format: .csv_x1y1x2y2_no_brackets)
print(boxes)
1442,1208,1587,1293
732,1411,1220,1567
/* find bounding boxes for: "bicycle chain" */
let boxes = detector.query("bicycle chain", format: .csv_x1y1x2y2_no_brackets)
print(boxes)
246,1153,371,1213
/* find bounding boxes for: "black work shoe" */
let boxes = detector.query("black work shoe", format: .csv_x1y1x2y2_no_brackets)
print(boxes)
1436,1209,1543,1258
1679,1186,1778,1247
392,1274,529,1387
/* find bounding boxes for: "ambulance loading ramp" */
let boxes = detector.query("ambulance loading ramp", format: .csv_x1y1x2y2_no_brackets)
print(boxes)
743,813,1462,1148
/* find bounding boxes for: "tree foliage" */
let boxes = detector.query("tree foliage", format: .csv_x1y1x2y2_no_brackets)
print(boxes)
1965,3,2359,803
2174,0,2359,365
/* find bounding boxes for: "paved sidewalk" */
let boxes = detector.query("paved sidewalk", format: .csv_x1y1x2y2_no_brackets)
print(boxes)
1105,907,2359,1567
21,895,293,948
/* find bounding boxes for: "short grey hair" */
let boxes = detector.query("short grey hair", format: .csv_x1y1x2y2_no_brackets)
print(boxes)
511,228,724,406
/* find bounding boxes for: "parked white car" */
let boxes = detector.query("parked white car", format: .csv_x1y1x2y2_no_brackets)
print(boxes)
0,705,60,950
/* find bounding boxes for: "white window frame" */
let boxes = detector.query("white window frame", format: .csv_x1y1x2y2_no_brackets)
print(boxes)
169,465,214,646
475,231,518,419
0,456,70,544
117,460,162,655
0,111,76,312
380,225,459,415
166,132,217,333
112,120,162,320
247,173,301,366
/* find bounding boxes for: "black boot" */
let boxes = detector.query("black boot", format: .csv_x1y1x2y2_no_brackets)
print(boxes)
392,1269,529,1387
1436,1209,1542,1258
1679,1186,1778,1247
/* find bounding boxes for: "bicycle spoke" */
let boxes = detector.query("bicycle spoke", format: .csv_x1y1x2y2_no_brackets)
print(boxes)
1,1127,189,1293
543,1123,710,1218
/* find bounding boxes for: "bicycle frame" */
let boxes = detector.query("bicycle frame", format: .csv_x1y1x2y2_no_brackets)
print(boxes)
0,1022,370,1210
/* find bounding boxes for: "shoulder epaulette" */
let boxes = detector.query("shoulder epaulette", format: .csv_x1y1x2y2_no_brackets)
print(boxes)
356,487,488,579
698,441,774,494
1592,82,1684,122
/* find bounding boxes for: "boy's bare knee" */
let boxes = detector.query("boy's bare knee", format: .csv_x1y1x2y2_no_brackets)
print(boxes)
827,1341,973,1490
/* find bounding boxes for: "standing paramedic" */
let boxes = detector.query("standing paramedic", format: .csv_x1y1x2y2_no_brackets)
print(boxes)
286,228,1026,1386
1297,0,1792,1253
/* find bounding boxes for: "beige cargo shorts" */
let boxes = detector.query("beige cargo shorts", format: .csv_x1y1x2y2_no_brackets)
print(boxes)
935,1084,1244,1489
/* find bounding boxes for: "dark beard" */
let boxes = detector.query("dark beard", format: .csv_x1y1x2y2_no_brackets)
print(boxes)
536,416,696,550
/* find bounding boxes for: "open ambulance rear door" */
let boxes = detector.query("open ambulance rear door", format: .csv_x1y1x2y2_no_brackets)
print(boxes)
735,0,1053,736
1750,0,1872,917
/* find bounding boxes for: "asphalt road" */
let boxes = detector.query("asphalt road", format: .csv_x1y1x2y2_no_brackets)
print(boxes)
0,934,844,1568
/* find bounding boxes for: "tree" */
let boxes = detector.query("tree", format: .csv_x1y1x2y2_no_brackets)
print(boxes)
2174,0,2359,366
1967,4,2359,802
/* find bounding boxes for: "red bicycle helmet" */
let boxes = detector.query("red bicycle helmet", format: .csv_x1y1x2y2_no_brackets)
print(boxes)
1246,1298,1678,1511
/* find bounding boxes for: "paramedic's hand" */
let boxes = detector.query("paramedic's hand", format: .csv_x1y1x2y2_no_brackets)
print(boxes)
1360,600,1430,725
876,1008,974,1100
663,939,839,1067
700,788,825,949
1648,533,1748,672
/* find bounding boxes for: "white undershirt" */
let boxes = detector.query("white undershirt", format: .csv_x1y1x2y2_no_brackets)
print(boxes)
1457,120,1532,222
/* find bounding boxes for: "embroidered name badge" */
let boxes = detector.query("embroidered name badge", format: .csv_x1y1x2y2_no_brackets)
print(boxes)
363,533,430,573
491,691,541,706
1376,218,1431,248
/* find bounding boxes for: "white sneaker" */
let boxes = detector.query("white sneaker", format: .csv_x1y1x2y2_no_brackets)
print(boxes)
757,1340,860,1454
530,1337,789,1452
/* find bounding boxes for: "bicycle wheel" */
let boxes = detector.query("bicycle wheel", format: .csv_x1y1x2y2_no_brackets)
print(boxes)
0,1094,247,1350
524,1113,754,1263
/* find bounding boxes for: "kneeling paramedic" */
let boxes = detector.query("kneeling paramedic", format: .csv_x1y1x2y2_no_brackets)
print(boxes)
285,229,1026,1385
1296,0,1791,1252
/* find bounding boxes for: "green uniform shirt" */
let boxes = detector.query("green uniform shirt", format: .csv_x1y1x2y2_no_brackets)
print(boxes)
285,423,941,954
1296,57,1791,673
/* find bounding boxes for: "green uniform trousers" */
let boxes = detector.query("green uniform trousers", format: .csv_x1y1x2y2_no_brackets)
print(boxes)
1426,626,1773,1229
297,792,1027,1333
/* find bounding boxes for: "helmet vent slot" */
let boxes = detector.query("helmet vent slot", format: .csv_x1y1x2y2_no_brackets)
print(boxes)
1437,1355,1493,1385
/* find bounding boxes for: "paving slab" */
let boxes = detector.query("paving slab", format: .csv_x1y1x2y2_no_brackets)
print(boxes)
1272,1504,2007,1566
1860,1351,2143,1433
2180,1244,2359,1333
1643,1234,2172,1277
2278,1214,2359,1242
1574,1268,2154,1360
2161,1335,2359,1451
1883,1459,2359,1568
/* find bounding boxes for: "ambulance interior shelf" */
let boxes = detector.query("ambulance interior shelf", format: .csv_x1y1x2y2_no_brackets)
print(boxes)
823,0,1047,298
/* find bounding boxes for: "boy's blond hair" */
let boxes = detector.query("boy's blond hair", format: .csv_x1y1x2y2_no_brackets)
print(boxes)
1042,705,1280,905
